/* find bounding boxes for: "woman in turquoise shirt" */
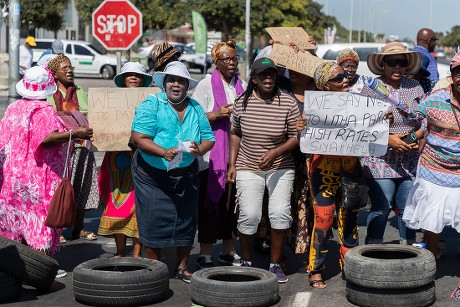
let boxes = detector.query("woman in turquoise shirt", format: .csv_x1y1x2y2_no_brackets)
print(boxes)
131,61,215,283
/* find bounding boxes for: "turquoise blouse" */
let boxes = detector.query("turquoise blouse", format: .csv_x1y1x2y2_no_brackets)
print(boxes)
132,92,215,170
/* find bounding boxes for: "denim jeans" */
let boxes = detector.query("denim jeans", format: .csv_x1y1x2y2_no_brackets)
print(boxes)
366,177,416,244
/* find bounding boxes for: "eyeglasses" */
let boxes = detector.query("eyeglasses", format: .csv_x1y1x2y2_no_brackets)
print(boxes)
218,56,239,64
59,66,75,73
423,38,439,44
328,73,348,83
384,59,409,68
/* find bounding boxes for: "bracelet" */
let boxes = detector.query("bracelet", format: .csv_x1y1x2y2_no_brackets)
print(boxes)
69,129,73,140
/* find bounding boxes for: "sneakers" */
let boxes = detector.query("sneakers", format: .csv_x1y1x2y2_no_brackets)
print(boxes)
240,259,252,267
175,268,192,283
56,269,67,278
218,251,242,266
269,264,288,283
196,255,214,269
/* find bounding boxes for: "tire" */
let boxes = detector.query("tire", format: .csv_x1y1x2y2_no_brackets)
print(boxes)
343,244,435,289
346,281,436,307
190,267,279,307
101,65,115,79
73,257,169,307
0,236,59,291
0,271,21,303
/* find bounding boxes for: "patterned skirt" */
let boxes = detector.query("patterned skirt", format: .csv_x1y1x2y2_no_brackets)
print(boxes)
71,147,100,209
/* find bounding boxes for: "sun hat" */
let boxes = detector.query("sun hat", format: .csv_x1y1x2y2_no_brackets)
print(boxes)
336,48,360,65
51,39,64,53
419,53,431,78
251,57,277,74
113,62,153,88
151,42,181,72
450,51,460,71
367,42,422,75
153,61,198,91
16,65,57,100
25,36,36,47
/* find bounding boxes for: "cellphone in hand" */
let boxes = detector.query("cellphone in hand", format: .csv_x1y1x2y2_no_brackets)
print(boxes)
401,132,417,144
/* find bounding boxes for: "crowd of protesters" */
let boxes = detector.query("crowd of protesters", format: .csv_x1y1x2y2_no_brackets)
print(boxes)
0,27,459,290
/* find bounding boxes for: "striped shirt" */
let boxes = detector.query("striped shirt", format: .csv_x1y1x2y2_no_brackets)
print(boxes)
231,91,300,171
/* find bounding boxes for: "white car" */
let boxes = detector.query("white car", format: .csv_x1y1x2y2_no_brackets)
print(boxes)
32,39,121,79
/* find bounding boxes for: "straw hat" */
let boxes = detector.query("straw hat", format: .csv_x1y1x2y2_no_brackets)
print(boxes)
153,61,198,91
16,66,57,100
366,42,422,75
113,62,153,87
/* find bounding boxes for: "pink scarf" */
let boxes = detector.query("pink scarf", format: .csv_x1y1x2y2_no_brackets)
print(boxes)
206,69,244,208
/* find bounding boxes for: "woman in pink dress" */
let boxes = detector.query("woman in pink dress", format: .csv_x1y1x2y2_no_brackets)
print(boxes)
0,66,93,254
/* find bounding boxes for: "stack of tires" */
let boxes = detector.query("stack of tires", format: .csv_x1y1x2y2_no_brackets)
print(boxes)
0,236,59,303
343,244,436,307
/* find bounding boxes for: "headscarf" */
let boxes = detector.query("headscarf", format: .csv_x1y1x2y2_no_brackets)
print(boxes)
314,61,340,91
336,49,360,66
151,42,181,72
48,54,79,111
211,39,237,64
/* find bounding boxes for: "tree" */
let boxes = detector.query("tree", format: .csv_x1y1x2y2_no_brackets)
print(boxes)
440,26,460,48
0,0,69,34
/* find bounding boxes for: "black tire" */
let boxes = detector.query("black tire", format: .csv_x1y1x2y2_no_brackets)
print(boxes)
344,244,435,289
0,236,59,291
73,257,169,307
190,267,279,307
0,271,21,303
346,281,436,307
101,65,115,79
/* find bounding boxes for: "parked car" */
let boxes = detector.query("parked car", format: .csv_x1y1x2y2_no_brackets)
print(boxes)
138,41,212,73
32,39,121,79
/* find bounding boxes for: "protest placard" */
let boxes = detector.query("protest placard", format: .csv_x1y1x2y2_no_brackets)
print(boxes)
265,27,316,50
299,91,390,156
88,87,160,151
268,44,324,77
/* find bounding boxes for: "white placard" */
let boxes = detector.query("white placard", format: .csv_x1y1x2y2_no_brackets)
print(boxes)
299,91,390,156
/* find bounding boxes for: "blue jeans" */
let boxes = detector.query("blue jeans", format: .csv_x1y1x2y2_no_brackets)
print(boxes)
366,177,416,244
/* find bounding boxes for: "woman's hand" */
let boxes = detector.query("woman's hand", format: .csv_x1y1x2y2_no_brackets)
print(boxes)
296,117,307,132
163,147,178,161
227,164,236,183
73,126,93,140
215,104,233,119
190,141,201,156
385,110,394,125
388,134,412,153
258,149,278,169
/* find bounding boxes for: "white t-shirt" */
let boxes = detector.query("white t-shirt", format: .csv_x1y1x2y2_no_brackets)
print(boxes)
191,73,247,171
19,45,33,75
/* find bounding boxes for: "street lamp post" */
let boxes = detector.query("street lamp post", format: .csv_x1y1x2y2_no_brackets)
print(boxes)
245,0,251,81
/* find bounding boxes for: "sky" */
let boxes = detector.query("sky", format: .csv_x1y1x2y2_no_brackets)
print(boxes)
314,0,460,41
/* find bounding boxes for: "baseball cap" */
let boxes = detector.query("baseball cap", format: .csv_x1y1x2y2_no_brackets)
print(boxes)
52,40,64,54
252,57,277,74
25,36,36,47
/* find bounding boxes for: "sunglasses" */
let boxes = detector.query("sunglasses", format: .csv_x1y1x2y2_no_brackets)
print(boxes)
384,58,409,68
328,72,348,83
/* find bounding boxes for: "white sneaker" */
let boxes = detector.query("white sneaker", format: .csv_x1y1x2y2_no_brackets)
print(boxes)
56,269,67,278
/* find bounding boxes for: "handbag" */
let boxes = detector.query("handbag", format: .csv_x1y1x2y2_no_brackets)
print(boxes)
45,131,76,228
340,176,369,210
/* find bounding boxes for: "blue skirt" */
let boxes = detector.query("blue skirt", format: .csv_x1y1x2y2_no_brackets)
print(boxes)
132,151,199,248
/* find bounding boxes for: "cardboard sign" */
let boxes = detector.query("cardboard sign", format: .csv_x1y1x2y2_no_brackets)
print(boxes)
88,87,161,151
265,27,316,50
268,44,324,77
299,91,390,156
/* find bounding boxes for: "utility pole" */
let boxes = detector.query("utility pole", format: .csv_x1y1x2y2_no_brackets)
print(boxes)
8,0,20,105
245,0,251,81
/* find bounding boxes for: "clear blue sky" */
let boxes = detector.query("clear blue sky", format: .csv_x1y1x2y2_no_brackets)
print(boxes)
314,0,460,41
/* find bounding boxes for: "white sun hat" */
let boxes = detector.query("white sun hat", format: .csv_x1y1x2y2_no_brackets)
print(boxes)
16,65,57,100
113,62,153,88
153,61,198,91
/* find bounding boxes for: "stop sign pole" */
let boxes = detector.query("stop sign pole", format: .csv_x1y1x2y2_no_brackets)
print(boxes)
92,0,142,74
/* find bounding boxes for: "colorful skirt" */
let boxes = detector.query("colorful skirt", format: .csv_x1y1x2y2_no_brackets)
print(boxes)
71,147,100,209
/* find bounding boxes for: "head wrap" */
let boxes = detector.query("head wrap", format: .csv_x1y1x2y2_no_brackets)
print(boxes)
48,54,71,74
314,61,340,91
151,42,181,72
336,48,360,65
211,39,237,64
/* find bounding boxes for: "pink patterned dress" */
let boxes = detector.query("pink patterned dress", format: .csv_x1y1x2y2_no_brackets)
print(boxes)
0,99,68,254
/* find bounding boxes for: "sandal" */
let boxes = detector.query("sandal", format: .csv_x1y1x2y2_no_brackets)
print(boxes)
309,271,327,289
79,230,97,241
60,235,67,244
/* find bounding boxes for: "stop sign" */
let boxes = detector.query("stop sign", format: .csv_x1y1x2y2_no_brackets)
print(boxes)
92,0,142,50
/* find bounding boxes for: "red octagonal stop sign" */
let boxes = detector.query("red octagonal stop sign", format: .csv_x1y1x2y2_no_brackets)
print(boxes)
92,0,142,50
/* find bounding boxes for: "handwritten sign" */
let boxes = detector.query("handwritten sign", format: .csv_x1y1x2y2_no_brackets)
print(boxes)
268,44,324,77
88,87,160,151
299,91,390,156
265,27,316,50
